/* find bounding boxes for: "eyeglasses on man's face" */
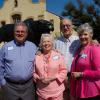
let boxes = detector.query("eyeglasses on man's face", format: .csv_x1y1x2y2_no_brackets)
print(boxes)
15,30,26,34
61,24,71,28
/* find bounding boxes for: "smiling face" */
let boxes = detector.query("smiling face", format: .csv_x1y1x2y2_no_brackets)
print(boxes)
77,23,93,47
41,36,53,53
79,31,92,46
40,34,53,54
14,23,28,44
61,19,72,38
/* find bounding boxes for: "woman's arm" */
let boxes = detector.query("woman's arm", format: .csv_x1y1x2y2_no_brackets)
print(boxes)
55,55,67,84
83,46,100,80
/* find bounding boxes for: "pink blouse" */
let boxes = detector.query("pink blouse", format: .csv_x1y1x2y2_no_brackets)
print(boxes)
71,44,100,98
33,50,67,99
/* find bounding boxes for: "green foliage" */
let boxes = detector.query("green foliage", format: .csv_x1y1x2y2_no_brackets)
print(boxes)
62,0,100,42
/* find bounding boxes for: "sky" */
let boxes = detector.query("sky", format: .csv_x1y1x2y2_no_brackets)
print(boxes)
0,0,93,17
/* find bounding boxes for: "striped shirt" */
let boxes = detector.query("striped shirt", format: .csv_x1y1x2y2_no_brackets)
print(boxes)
54,35,80,71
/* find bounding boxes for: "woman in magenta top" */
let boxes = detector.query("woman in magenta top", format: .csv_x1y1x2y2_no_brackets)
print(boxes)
33,34,67,100
70,23,100,100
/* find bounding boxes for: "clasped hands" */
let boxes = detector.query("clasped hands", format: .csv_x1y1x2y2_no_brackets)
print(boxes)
36,76,56,85
71,72,83,79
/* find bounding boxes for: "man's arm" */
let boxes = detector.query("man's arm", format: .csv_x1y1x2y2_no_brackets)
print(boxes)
0,46,6,86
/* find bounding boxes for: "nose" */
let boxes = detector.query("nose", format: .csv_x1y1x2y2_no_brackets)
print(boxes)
80,35,86,40
18,31,22,34
81,35,85,38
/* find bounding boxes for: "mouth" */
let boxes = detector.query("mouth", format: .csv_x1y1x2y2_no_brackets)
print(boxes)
64,28,70,32
16,34,24,37
45,46,50,48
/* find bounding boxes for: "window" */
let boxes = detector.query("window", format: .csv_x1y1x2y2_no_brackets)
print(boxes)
32,0,38,3
1,21,6,26
50,19,54,25
12,14,21,23
14,0,18,7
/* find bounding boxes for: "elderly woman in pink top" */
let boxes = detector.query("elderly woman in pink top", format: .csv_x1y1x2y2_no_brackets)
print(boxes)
33,34,67,100
70,23,100,100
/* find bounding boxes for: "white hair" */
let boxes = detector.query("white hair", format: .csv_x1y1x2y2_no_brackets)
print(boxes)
77,23,93,35
39,33,54,48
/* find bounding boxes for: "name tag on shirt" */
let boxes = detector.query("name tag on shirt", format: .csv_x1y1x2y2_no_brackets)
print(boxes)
52,56,59,60
8,46,14,50
80,53,87,58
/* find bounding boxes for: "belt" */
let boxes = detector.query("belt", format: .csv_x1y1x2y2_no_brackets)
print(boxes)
5,77,32,85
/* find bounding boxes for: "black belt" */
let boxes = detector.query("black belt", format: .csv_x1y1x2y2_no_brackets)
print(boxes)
5,77,32,85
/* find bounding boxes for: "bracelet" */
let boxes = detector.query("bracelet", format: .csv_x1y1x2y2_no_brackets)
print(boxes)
80,72,83,77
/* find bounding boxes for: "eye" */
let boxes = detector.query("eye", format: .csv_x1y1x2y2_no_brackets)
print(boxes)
15,30,26,33
61,24,71,28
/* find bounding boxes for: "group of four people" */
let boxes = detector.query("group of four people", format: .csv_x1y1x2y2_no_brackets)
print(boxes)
0,18,100,100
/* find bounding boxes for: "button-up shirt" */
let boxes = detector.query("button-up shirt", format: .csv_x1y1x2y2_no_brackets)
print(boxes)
33,50,67,99
54,35,80,71
0,40,37,86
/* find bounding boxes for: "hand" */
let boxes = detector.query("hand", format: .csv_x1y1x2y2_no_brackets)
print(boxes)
35,50,42,56
64,77,68,88
41,77,56,85
33,74,41,82
71,72,83,79
41,78,51,85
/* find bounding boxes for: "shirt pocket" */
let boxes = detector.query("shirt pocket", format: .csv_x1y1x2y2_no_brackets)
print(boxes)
4,50,16,64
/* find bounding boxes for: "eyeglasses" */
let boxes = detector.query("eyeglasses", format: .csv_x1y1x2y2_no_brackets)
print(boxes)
61,24,71,28
15,30,26,33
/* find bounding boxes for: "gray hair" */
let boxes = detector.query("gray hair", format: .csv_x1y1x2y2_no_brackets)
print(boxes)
60,18,72,24
77,23,93,35
39,34,54,48
14,21,28,33
60,18,73,26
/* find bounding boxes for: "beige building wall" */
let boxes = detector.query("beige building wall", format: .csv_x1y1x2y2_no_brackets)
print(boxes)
45,11,61,38
0,0,60,38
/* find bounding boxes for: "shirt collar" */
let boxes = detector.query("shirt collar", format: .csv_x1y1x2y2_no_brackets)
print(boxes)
14,40,25,46
62,34,74,43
